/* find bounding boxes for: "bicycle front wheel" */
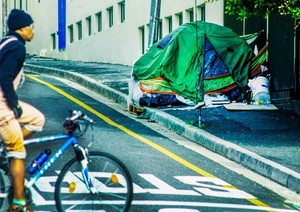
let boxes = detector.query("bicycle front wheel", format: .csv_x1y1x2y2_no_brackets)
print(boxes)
54,151,133,212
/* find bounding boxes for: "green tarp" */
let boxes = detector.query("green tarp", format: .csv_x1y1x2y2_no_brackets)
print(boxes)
132,21,254,103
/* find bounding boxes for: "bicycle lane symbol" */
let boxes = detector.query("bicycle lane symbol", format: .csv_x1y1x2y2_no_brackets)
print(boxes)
28,173,297,211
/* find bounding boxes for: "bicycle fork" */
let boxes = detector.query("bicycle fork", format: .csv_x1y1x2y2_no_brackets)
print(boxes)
73,144,97,194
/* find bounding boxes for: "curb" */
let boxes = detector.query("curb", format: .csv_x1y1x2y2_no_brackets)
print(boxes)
25,64,300,194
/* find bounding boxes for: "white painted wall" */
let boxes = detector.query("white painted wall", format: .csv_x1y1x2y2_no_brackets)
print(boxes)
4,0,224,65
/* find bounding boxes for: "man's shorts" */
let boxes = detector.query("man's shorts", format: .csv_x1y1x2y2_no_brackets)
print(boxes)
0,101,45,159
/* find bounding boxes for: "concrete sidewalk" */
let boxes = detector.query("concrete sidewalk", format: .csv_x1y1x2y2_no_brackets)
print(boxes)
24,57,300,196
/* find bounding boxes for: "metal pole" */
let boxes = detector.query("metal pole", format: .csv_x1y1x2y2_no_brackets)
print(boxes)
193,0,204,127
2,0,8,37
194,0,197,21
198,36,205,128
148,0,161,48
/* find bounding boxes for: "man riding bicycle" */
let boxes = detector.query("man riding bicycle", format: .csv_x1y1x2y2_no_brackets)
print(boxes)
0,9,45,211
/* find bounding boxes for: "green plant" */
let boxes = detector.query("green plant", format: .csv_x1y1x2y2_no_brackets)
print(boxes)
206,0,300,27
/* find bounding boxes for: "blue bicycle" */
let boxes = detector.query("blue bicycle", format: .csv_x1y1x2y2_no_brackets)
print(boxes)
0,110,133,211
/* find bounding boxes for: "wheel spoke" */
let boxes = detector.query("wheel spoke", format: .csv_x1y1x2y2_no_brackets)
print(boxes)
54,151,133,211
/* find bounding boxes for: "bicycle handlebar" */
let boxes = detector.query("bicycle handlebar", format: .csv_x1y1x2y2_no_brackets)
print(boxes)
69,110,83,121
82,114,94,124
68,110,94,123
64,110,94,134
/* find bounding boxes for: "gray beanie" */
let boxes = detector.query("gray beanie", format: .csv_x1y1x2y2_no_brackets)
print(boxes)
7,9,33,31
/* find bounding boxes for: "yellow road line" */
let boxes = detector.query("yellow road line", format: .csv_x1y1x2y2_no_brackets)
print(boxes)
26,74,270,208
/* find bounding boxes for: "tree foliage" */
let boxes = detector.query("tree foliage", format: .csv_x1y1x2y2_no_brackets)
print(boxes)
206,0,300,26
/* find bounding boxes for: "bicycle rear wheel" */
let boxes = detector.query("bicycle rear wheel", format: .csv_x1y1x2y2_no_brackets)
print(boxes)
54,151,133,212
0,164,11,211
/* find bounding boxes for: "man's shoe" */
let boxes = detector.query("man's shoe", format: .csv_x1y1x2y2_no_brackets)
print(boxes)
9,204,33,212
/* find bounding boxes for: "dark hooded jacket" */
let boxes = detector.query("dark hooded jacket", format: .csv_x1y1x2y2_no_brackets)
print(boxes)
0,31,26,110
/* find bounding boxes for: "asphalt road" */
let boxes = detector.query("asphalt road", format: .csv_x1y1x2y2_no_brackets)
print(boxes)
10,74,298,211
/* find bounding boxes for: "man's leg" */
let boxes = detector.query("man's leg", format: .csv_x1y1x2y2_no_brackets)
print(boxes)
21,127,33,139
0,117,27,209
10,158,25,200
0,101,44,210
18,101,45,134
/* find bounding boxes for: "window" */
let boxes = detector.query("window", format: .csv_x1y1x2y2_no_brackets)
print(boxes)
86,16,92,36
68,25,74,43
51,33,56,50
107,6,114,27
176,13,183,26
166,16,173,33
139,26,145,54
119,1,125,23
188,9,194,22
96,12,102,32
198,4,205,21
157,19,162,40
76,21,82,40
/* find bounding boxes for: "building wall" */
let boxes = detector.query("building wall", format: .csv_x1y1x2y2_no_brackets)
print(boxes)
4,0,223,66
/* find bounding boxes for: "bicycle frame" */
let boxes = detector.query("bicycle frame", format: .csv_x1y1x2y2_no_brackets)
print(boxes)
0,110,133,211
24,133,94,192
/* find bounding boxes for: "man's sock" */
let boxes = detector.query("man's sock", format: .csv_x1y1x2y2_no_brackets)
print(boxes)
12,198,26,207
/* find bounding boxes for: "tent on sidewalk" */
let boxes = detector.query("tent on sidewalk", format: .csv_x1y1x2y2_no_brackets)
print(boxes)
129,21,254,107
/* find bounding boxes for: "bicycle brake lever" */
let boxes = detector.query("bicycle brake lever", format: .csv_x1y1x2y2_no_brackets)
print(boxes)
83,115,94,124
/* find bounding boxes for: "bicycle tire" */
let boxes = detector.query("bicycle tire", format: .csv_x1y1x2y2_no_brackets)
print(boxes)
54,151,133,212
0,163,11,211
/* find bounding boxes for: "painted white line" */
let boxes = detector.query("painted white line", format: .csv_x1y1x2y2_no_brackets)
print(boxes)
172,139,300,204
131,200,298,211
31,200,298,212
0,193,7,198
